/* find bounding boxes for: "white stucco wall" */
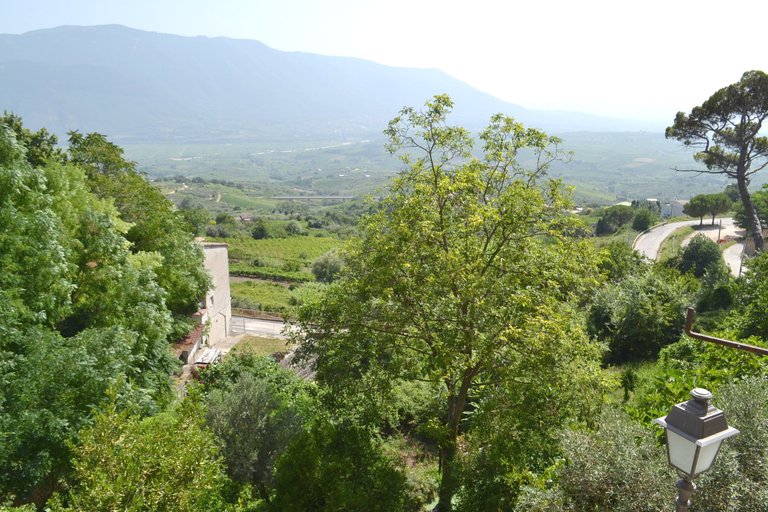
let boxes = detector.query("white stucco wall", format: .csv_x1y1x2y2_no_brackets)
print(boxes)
202,243,231,345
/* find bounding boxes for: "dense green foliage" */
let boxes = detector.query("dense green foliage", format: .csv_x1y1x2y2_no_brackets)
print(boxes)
515,406,672,511
595,204,635,235
294,96,606,510
50,396,236,512
729,251,768,340
597,240,646,282
271,421,413,512
588,268,693,363
631,206,658,231
679,233,725,278
733,184,768,229
310,250,344,283
522,378,768,512
0,117,208,506
207,374,303,502
67,131,211,333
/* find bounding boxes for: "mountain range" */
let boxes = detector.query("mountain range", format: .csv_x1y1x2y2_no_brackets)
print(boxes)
0,25,660,143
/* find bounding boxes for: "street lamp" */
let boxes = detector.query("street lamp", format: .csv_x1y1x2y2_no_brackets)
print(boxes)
653,388,739,512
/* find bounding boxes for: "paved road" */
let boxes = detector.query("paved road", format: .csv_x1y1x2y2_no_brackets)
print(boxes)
231,316,288,339
633,217,746,277
723,242,745,277
633,219,702,260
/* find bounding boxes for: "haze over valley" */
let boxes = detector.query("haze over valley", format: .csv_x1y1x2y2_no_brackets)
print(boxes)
0,24,744,203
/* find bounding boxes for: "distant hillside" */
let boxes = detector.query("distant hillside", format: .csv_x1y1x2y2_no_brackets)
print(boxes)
0,25,658,142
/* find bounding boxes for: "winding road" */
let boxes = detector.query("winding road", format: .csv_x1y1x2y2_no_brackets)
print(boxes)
633,217,745,276
633,219,703,260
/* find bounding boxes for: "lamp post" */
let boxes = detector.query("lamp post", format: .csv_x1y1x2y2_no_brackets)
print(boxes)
653,388,739,512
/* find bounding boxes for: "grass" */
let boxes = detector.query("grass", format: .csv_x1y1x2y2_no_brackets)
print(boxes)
230,279,294,314
607,360,662,404
231,335,290,357
591,225,642,249
657,225,695,261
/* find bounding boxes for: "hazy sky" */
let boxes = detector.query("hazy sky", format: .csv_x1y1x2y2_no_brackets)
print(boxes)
1,0,766,124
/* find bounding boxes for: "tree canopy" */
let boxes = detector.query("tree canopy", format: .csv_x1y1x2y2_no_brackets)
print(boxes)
684,193,732,226
293,96,605,511
666,70,768,251
0,117,210,505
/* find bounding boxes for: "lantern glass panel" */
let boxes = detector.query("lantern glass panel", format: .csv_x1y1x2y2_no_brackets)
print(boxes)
667,430,696,474
693,440,722,475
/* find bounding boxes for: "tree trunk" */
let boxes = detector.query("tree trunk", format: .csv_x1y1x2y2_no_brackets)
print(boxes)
434,374,473,512
737,174,764,252
434,438,458,512
258,482,271,503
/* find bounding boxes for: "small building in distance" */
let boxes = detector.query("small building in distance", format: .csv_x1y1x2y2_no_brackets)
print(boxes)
662,199,688,218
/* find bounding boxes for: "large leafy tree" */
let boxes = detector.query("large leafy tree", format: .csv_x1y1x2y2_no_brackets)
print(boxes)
0,118,210,506
666,70,768,251
705,193,733,225
67,131,210,333
0,112,64,168
685,193,732,226
294,96,604,511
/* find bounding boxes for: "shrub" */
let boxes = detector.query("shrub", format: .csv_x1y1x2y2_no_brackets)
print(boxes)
679,233,724,278
588,269,693,363
310,251,343,283
251,219,269,240
271,422,413,511
284,220,305,236
631,207,657,231
524,407,672,511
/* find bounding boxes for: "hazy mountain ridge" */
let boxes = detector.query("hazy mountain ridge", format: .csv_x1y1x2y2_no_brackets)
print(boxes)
0,24,659,142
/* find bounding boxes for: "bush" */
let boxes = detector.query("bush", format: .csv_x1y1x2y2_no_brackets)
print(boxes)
595,205,635,235
52,398,234,512
694,377,768,510
284,220,305,236
679,233,724,278
597,241,645,282
729,251,768,340
271,422,413,511
518,407,672,511
588,269,693,363
310,251,344,283
631,207,657,231
206,374,304,502
251,219,269,240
